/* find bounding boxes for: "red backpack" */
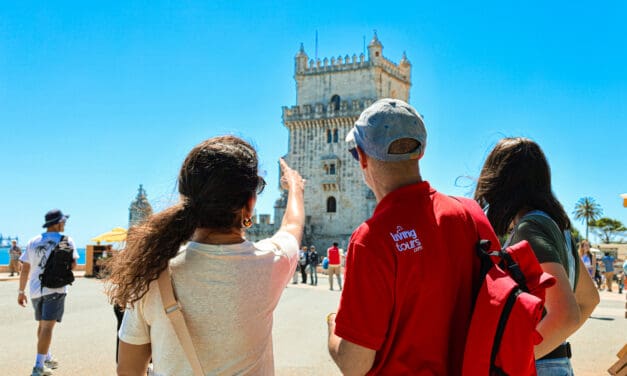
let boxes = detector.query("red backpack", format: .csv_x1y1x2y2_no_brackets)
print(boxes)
456,197,556,376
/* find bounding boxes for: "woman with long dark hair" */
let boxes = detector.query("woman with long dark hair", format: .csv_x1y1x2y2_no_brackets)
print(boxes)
106,135,305,375
474,137,598,375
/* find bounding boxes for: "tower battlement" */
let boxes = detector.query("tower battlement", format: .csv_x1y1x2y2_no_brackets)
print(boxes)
297,53,409,82
295,32,411,86
282,97,375,124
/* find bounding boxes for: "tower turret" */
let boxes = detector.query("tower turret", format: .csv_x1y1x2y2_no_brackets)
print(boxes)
367,31,383,61
295,43,309,73
399,51,411,81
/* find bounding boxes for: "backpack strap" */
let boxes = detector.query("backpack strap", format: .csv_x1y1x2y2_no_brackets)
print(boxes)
157,269,205,376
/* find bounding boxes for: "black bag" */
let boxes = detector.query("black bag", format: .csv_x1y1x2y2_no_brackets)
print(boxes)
39,235,75,289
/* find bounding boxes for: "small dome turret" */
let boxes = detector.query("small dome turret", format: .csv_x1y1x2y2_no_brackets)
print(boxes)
400,51,411,66
367,31,383,61
295,43,309,73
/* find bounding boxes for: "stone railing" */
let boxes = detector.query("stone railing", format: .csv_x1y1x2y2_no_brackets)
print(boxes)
283,98,375,122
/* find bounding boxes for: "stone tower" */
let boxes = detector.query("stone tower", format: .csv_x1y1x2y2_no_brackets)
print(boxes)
129,184,153,227
277,33,412,252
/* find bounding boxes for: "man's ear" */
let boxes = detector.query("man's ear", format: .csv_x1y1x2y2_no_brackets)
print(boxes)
357,147,368,169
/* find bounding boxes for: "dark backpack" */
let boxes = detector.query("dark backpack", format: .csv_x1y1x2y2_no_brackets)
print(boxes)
455,197,556,376
39,235,75,289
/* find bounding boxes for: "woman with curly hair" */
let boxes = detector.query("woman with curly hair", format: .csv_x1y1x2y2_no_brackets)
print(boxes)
106,135,305,375
474,137,599,375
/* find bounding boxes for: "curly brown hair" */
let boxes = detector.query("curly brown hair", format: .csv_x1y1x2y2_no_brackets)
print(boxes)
105,135,261,307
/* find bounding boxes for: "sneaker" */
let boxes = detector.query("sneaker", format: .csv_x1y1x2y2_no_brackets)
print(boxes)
31,366,53,376
44,357,59,369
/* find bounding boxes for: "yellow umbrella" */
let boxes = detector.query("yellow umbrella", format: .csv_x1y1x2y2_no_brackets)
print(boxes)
91,227,127,243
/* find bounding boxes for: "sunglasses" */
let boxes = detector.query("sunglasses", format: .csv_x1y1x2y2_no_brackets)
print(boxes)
348,147,359,161
257,176,267,195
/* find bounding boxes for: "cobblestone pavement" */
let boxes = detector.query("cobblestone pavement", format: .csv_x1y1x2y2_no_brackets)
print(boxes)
0,272,624,375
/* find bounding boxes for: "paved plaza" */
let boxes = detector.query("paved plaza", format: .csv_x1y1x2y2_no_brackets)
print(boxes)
0,272,624,375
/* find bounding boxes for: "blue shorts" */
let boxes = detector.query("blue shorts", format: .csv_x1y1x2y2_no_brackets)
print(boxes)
536,357,574,376
32,293,66,322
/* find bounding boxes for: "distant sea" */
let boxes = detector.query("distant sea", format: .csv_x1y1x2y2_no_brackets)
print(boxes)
0,246,86,265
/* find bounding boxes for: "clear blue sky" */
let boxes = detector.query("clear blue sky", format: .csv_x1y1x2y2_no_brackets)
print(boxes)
1,1,625,247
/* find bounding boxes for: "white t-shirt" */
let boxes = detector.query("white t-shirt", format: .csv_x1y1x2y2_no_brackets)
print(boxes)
19,232,79,299
119,231,299,376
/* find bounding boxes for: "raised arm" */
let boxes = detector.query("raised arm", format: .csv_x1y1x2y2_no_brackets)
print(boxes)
277,158,305,245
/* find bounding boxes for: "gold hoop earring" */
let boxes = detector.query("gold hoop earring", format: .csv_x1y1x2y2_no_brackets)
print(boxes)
242,217,253,228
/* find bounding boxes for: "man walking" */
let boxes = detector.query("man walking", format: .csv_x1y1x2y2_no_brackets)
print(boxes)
602,252,616,292
327,99,498,374
326,242,342,291
308,245,319,285
9,239,22,276
18,209,79,376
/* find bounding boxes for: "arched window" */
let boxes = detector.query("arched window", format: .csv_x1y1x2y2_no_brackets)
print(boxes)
326,196,337,213
329,163,336,175
330,95,340,111
333,129,339,143
327,129,332,143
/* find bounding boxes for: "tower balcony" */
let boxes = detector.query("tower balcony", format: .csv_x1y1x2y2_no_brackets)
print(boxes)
282,98,375,123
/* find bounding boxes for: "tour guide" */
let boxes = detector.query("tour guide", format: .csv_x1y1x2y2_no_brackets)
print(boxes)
327,99,499,374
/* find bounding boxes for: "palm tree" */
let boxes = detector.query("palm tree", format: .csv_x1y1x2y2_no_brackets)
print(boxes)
573,197,603,240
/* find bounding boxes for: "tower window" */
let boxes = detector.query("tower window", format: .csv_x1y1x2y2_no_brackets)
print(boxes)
327,129,332,143
330,95,340,111
329,163,336,175
327,196,337,213
333,129,339,143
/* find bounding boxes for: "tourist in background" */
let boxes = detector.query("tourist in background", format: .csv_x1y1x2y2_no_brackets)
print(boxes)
18,209,79,376
594,260,603,289
474,137,599,375
326,242,342,291
578,239,595,277
308,245,319,285
107,136,305,375
299,246,309,283
9,239,22,276
601,252,616,292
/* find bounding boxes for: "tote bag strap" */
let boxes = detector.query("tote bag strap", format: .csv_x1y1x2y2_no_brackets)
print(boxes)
157,269,205,376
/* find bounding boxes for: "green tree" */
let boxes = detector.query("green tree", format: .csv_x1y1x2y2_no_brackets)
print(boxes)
589,217,626,243
573,197,603,240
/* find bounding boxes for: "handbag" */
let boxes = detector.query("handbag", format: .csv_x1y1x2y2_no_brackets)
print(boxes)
157,269,205,376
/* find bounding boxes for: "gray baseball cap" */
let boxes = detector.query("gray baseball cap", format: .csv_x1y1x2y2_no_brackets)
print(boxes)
346,98,427,161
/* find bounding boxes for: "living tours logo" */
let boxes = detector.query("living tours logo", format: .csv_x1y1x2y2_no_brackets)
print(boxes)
389,226,423,253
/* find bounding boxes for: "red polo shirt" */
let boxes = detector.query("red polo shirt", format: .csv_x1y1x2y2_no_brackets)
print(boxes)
334,181,497,375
